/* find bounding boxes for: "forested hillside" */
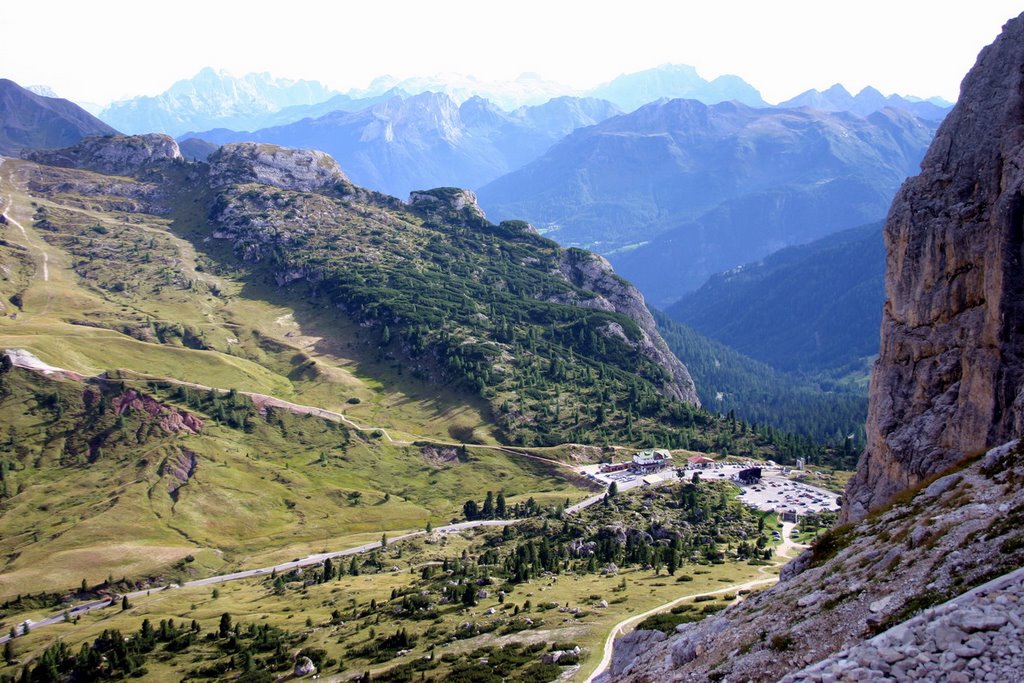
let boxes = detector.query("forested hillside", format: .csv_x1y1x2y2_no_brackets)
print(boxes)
655,313,865,470
666,222,884,378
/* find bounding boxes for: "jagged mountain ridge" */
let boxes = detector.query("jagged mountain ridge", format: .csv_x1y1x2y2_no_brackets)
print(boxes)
779,83,952,121
477,99,935,304
349,71,575,110
189,92,622,198
0,79,118,155
99,68,341,136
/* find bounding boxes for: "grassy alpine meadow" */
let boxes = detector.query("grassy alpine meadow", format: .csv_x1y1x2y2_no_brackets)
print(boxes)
0,159,495,445
0,481,778,682
0,365,586,598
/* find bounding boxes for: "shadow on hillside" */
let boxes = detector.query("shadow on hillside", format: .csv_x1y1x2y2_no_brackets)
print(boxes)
165,198,497,438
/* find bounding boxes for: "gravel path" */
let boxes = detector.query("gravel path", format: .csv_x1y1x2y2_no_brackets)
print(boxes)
782,565,1024,682
587,523,807,683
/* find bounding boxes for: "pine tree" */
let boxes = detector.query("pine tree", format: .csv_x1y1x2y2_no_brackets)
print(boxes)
323,557,334,582
219,613,232,638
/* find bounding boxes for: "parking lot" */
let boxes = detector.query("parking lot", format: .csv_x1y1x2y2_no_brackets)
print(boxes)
577,460,840,514
735,473,841,514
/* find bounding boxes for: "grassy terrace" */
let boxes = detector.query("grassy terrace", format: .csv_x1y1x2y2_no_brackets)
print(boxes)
1,481,779,682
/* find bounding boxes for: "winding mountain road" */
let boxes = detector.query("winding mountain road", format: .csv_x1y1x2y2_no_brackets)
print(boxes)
583,522,807,683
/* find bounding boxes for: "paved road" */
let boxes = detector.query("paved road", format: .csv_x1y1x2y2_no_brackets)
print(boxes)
0,508,600,644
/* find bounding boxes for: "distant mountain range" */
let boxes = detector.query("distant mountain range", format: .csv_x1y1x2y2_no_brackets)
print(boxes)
189,92,622,197
99,68,341,136
90,65,954,141
589,64,766,111
0,79,117,155
665,221,885,377
93,65,766,136
477,99,934,305
349,72,575,111
779,83,951,121
2,71,936,324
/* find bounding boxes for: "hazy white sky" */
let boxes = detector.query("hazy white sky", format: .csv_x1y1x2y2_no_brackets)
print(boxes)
3,1,1020,105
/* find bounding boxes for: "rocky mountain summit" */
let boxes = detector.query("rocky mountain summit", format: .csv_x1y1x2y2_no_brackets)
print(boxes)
843,10,1024,523
603,11,1024,682
99,68,339,137
207,142,348,191
25,133,182,176
407,187,486,222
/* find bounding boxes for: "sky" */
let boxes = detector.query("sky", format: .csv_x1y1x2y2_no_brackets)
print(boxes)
2,1,1021,106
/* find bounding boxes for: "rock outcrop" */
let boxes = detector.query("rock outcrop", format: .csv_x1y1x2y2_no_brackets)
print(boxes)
292,655,316,677
782,565,1024,683
844,11,1024,522
112,389,204,434
206,142,348,192
552,248,700,405
408,187,486,222
25,133,182,176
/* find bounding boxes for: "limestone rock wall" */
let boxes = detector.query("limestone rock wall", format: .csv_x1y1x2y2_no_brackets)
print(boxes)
843,12,1024,522
25,133,182,176
553,248,701,405
207,142,348,192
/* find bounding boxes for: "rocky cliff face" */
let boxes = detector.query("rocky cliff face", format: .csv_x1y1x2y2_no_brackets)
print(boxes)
602,13,1024,682
206,142,348,192
553,248,700,405
843,12,1024,523
407,187,486,222
24,133,182,176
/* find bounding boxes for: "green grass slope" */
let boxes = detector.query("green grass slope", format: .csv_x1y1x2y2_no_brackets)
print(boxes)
0,365,579,598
